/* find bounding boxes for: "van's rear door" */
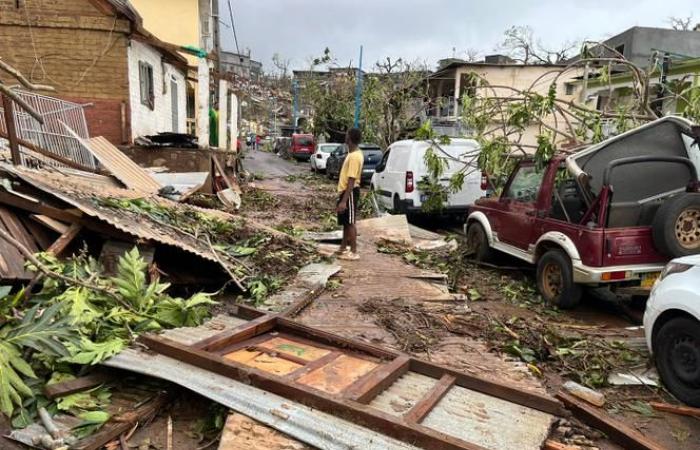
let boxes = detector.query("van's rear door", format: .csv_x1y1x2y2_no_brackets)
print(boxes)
429,142,484,208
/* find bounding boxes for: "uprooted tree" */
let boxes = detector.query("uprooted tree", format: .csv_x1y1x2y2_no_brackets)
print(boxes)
416,41,700,212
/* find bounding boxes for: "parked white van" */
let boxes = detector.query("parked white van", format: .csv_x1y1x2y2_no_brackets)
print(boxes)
370,139,485,216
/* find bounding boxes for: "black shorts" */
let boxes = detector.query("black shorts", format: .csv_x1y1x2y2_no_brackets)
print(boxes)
337,188,360,226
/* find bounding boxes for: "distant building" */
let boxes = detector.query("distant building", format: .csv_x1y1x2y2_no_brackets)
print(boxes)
220,51,263,82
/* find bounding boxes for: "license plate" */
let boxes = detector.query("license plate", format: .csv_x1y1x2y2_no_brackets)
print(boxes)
641,272,661,289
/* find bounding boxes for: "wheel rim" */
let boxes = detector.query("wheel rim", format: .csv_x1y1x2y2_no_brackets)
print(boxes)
541,263,563,300
675,208,700,250
669,334,700,386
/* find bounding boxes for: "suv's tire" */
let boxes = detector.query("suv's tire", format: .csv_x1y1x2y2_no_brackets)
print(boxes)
466,222,493,261
652,193,700,257
536,250,582,309
654,316,700,407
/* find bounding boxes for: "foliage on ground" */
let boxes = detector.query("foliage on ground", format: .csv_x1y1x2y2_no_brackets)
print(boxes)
373,239,646,388
0,248,216,428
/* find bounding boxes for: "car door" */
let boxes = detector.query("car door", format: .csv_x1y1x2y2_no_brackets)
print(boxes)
493,163,545,250
373,148,392,209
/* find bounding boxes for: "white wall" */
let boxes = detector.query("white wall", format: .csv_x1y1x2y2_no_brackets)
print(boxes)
128,39,187,140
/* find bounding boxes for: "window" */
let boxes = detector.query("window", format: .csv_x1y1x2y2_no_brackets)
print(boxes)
549,168,587,222
139,61,154,110
565,83,575,96
503,165,544,203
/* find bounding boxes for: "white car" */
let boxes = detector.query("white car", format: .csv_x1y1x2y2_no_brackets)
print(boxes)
310,143,342,172
370,138,485,215
644,255,700,406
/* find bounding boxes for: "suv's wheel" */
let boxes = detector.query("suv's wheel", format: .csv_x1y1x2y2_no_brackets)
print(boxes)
466,222,493,261
654,317,700,407
536,250,582,309
653,193,700,258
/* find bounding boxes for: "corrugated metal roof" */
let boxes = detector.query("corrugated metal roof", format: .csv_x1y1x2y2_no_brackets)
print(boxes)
84,136,162,193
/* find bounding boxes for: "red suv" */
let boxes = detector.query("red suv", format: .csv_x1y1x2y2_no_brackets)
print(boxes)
466,117,700,308
290,134,316,161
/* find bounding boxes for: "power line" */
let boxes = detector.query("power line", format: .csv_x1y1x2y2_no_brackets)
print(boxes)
226,0,241,55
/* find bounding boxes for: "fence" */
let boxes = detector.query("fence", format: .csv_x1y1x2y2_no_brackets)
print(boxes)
0,91,98,169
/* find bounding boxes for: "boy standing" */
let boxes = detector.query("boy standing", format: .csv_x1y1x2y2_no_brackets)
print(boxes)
336,128,363,260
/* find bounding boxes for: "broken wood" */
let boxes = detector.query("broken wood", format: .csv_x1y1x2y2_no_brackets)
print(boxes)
44,372,112,399
556,392,666,450
31,214,69,234
649,401,700,418
0,190,81,223
404,374,456,423
2,94,22,165
286,351,342,381
72,393,170,450
544,440,581,450
192,314,278,352
46,223,82,256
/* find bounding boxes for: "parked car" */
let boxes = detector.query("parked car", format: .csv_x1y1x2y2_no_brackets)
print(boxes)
370,139,484,216
644,256,700,406
466,116,700,309
310,143,342,172
326,144,383,185
290,134,316,160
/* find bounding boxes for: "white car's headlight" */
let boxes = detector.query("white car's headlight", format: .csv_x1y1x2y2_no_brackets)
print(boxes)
658,262,693,282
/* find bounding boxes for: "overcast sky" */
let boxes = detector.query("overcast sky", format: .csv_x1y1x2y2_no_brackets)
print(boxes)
218,0,699,72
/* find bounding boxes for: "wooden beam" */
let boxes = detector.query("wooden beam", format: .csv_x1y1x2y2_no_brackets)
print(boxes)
192,315,278,352
285,351,342,381
556,392,666,450
411,359,565,417
404,374,456,423
0,191,80,223
344,355,411,404
650,401,700,418
2,95,21,165
46,223,82,256
138,334,486,450
44,372,111,399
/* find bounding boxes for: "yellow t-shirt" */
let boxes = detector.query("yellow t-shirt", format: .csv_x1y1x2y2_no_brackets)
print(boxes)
337,150,364,193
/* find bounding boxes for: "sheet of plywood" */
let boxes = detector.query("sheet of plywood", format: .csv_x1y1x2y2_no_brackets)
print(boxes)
225,349,302,376
296,355,377,394
258,337,331,362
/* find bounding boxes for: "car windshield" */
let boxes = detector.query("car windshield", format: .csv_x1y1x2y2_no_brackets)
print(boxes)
318,144,340,153
296,137,313,146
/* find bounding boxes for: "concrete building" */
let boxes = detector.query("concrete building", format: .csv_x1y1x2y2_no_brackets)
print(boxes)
0,0,188,145
585,26,700,68
425,59,583,145
220,51,263,82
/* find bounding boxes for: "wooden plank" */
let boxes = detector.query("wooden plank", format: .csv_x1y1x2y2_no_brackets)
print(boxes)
296,355,378,395
192,315,278,352
20,216,53,250
44,372,111,399
411,359,565,417
285,351,342,381
2,95,21,165
138,334,486,450
556,392,665,450
650,401,700,418
30,214,69,234
47,223,82,256
344,355,411,404
404,374,456,424
0,191,80,223
276,318,398,360
0,206,37,252
248,345,310,366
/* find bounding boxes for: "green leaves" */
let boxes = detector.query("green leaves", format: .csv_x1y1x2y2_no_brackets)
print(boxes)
63,338,125,366
154,293,217,328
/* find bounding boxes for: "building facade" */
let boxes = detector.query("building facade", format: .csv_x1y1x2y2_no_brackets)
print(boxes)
220,51,263,82
0,0,188,145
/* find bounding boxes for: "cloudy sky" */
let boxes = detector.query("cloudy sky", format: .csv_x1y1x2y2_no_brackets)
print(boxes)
218,0,699,72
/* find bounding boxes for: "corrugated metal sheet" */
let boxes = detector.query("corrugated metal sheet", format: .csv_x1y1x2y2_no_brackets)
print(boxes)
104,352,420,450
371,371,555,450
84,136,162,193
422,384,555,450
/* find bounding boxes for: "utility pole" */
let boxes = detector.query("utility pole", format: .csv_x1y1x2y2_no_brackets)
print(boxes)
292,79,299,131
354,45,364,128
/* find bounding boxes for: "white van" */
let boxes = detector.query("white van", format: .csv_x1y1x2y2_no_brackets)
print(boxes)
370,139,485,215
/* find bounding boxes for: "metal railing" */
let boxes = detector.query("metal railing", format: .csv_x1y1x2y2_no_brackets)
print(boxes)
0,91,98,169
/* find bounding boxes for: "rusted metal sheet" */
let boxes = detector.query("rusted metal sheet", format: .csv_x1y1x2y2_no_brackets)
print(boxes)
82,135,162,193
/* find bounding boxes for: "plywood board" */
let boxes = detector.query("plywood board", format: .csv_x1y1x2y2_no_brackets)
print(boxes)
370,372,437,416
258,337,331,362
296,354,377,394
